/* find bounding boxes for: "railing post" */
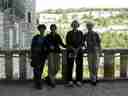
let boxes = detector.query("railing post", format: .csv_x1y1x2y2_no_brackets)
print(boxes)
27,51,33,79
5,51,13,79
120,52,128,78
62,50,67,80
19,51,27,80
104,52,115,79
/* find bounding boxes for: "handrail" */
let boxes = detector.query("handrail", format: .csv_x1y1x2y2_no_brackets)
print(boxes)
0,48,127,80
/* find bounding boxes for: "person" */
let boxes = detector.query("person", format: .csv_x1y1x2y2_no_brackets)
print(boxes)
45,24,66,87
84,22,101,86
31,24,48,89
65,20,84,87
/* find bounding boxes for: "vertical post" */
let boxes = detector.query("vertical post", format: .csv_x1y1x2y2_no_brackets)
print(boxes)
120,52,128,78
27,50,33,79
62,50,67,80
19,51,27,80
104,52,115,80
5,51,13,79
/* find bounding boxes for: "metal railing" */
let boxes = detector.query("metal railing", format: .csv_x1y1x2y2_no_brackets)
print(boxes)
0,49,128,80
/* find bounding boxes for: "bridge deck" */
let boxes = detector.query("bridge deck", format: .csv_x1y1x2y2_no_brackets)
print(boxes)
0,81,128,96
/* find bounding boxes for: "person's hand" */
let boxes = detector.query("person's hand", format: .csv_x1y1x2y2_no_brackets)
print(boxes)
68,52,74,58
95,47,102,57
99,49,103,57
50,46,55,50
73,47,80,54
31,60,37,68
43,46,48,51
82,46,86,51
81,46,87,53
76,47,81,52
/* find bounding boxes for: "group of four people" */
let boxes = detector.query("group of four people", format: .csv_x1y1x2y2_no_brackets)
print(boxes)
31,20,101,89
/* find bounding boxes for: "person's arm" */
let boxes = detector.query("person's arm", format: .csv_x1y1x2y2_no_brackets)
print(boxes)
82,33,88,52
30,35,38,66
96,33,101,49
31,36,37,54
96,33,102,54
80,31,85,47
79,32,87,49
57,34,66,48
31,38,34,52
30,35,39,67
30,35,41,56
66,31,72,48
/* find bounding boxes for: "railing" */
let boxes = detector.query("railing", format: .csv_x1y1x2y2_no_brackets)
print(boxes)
0,49,128,80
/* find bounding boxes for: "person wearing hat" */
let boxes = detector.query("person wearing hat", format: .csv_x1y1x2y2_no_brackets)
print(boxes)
65,20,84,87
84,22,101,86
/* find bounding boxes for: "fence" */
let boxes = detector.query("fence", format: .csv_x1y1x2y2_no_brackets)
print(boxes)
0,49,128,80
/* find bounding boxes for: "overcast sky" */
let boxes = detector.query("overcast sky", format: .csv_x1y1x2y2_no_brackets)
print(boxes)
36,0,128,12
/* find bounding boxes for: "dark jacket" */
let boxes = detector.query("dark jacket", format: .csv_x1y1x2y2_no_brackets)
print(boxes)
30,34,49,67
31,34,49,56
84,31,101,53
66,30,84,48
46,33,66,53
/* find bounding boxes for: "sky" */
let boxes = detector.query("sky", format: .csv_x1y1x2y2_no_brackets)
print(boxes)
36,0,128,12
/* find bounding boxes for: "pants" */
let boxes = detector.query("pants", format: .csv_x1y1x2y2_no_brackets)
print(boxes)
33,54,47,85
48,53,60,84
66,48,83,81
88,52,99,80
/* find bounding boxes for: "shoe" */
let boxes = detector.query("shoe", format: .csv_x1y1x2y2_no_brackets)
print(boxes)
45,76,50,85
91,81,97,86
76,81,82,87
45,76,56,88
50,82,56,88
91,75,97,86
34,83,42,90
45,76,49,80
66,81,74,87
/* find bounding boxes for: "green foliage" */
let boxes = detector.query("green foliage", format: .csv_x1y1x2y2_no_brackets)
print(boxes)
101,32,128,48
38,9,128,48
42,65,48,77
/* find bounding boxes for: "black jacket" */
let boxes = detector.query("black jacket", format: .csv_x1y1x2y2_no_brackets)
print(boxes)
31,34,49,56
30,34,48,67
66,30,84,48
46,33,66,53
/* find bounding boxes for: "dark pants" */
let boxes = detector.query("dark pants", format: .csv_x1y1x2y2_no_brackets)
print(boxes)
32,54,47,86
66,48,83,82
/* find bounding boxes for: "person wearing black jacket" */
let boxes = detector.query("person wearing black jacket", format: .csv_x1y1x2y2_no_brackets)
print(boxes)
84,22,101,86
45,24,66,87
31,24,49,89
66,20,84,87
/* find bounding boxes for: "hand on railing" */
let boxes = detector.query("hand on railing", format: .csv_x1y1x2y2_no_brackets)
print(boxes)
97,47,103,57
68,47,81,58
50,45,55,50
